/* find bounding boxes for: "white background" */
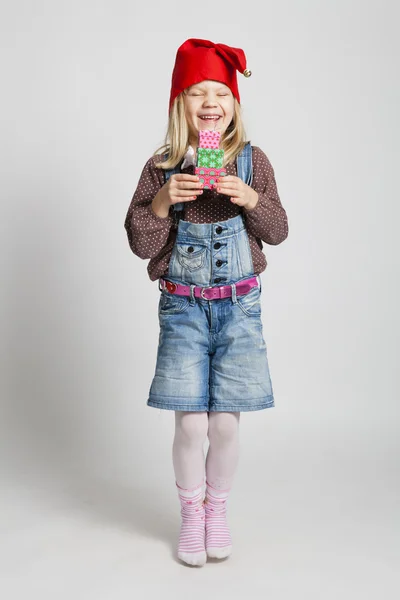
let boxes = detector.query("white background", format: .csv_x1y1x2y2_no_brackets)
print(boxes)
1,0,399,597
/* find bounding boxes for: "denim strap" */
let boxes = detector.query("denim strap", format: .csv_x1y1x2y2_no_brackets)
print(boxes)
161,153,184,225
236,141,253,187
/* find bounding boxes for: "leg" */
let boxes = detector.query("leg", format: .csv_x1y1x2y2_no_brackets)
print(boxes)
205,411,241,490
204,411,241,558
172,410,208,488
172,411,208,566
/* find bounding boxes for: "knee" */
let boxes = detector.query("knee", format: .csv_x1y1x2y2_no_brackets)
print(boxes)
175,412,208,447
208,413,239,446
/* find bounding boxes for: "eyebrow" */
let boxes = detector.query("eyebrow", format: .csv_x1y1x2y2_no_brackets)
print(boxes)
190,84,230,92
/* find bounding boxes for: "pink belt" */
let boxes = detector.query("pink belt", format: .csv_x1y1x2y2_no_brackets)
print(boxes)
158,275,259,300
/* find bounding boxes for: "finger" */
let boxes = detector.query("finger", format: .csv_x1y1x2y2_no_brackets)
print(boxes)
216,176,241,185
173,180,204,190
172,174,201,182
216,179,240,189
216,185,239,194
216,175,236,182
173,189,204,198
216,186,242,196
217,183,240,193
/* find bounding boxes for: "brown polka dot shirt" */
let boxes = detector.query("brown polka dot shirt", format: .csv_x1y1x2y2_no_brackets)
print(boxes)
124,145,288,282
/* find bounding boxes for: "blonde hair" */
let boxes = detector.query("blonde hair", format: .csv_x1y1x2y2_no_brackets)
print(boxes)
154,90,249,170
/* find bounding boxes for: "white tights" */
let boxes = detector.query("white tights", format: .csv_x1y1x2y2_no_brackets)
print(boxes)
172,411,240,491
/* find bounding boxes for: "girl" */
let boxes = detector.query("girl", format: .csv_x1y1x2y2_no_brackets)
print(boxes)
124,38,288,567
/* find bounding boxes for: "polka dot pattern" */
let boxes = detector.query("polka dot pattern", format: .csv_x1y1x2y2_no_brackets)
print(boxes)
124,146,289,282
198,129,221,148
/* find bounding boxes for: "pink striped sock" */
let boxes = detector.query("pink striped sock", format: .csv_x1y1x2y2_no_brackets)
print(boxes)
204,481,232,559
176,482,206,566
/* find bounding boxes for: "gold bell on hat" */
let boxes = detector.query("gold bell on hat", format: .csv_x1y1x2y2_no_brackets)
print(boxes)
243,69,252,77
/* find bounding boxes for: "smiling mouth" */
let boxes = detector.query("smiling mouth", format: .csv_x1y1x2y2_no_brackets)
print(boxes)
198,115,221,121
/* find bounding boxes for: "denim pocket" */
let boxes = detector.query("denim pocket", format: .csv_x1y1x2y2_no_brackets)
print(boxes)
176,242,207,271
159,291,190,315
236,284,262,317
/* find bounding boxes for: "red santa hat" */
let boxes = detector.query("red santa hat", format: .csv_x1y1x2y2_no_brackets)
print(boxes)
169,38,252,113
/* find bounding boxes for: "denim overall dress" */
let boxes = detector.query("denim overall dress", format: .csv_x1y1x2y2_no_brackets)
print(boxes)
147,142,275,412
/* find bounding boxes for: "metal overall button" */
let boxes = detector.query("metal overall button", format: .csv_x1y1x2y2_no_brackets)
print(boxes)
236,284,262,317
176,242,207,271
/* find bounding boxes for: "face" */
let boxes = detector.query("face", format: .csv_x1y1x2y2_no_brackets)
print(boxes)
183,80,235,147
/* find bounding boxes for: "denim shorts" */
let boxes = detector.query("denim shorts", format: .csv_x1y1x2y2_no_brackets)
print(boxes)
147,214,275,412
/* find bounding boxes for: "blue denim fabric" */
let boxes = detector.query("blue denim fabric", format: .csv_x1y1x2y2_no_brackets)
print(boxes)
147,213,275,412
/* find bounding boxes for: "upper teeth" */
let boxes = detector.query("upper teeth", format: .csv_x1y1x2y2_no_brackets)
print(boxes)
200,116,219,119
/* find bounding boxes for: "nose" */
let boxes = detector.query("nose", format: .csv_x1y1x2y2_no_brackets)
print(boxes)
202,93,218,107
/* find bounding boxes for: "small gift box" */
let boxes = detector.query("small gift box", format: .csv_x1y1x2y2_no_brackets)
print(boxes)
198,129,221,149
196,148,224,169
195,166,227,189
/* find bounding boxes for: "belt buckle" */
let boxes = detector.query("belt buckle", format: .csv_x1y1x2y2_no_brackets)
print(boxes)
165,281,177,294
200,286,213,299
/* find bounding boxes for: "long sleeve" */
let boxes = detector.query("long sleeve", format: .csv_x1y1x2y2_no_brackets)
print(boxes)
242,146,289,245
124,156,175,259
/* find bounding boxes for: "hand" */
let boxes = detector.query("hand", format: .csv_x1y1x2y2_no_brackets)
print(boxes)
215,175,259,209
162,173,204,206
151,174,204,218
